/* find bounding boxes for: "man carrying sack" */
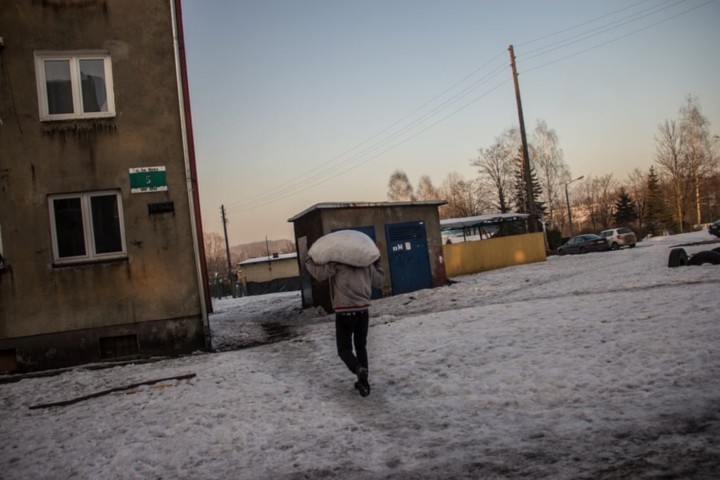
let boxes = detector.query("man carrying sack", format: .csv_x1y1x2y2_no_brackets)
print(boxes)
304,230,385,397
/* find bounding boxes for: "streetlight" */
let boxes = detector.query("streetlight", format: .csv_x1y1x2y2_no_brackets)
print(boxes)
565,175,584,236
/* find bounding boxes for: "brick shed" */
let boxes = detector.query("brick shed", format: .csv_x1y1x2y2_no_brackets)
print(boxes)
288,201,447,312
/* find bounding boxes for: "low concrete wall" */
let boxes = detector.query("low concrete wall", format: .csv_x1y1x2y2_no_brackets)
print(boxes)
443,232,547,278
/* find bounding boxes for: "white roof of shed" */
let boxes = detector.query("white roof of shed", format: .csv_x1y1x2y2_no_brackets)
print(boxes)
440,213,529,229
238,252,297,266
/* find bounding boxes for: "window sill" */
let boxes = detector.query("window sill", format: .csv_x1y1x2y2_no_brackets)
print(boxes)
40,112,117,122
52,256,128,269
41,118,118,136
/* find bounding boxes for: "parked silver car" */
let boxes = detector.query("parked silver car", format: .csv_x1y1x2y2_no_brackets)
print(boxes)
600,227,637,250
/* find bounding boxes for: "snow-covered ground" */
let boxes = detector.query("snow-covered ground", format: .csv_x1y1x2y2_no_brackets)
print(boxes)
2,231,719,479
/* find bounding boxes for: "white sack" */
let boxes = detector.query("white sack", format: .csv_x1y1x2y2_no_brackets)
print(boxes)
308,230,380,267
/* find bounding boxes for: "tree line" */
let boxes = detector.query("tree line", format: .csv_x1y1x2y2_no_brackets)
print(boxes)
204,95,718,278
387,95,719,241
203,233,295,280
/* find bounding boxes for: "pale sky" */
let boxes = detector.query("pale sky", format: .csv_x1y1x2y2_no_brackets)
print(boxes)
181,0,720,244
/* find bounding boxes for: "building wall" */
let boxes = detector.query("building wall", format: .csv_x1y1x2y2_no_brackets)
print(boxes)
241,258,299,284
0,0,207,371
442,232,547,277
321,204,447,288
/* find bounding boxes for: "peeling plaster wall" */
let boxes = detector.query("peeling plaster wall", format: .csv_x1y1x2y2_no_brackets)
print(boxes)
0,0,206,370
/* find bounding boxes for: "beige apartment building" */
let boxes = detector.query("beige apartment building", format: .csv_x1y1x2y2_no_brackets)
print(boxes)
0,0,211,372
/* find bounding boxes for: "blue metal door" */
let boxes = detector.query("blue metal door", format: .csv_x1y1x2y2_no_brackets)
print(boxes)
385,221,432,295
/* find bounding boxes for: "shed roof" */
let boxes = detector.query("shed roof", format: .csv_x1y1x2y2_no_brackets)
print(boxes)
440,213,529,230
288,200,447,223
238,252,297,266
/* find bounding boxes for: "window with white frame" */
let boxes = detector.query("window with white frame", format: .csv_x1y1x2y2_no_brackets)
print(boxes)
48,190,127,264
34,51,116,121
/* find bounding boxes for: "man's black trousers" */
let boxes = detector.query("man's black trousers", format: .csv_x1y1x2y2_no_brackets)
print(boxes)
335,309,369,374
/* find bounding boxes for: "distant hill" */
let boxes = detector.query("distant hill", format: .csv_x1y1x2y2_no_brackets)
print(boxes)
230,239,296,263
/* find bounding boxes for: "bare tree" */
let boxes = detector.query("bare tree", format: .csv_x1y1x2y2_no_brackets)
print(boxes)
438,172,488,218
471,142,514,213
387,169,415,201
531,120,570,229
576,175,614,231
203,231,228,277
655,119,689,232
596,174,617,229
577,176,597,232
654,97,718,231
472,122,568,226
471,128,521,213
625,168,648,231
416,175,440,200
679,95,717,225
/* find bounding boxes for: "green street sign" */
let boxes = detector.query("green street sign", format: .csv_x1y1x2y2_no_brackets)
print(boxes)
129,166,168,193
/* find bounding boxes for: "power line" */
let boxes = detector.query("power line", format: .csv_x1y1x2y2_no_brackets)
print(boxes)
230,51,504,206
229,77,512,213
519,0,691,61
224,50,509,211
225,51,507,211
222,0,716,213
517,0,663,48
520,0,715,75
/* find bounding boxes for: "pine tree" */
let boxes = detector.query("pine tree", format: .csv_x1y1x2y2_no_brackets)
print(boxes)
513,160,547,217
512,154,547,233
532,172,547,219
614,188,638,226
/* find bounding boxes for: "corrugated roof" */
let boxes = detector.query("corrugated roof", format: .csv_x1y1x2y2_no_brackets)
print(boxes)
288,200,447,222
440,213,529,229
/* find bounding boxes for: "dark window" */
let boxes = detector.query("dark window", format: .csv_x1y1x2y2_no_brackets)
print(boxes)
53,197,86,258
44,60,74,115
91,194,122,254
49,191,126,263
79,59,108,113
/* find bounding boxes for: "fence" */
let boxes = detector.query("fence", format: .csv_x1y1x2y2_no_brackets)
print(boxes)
442,232,547,278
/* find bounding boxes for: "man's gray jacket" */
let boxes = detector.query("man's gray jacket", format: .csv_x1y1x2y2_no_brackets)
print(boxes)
305,258,384,312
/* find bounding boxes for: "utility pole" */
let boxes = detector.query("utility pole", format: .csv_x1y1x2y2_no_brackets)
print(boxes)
565,176,584,236
508,44,537,232
220,205,233,284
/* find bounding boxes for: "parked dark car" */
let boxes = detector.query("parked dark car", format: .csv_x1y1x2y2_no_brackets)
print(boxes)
709,219,720,238
557,234,609,255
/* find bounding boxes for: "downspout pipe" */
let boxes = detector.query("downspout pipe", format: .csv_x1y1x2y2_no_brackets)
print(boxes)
170,0,213,350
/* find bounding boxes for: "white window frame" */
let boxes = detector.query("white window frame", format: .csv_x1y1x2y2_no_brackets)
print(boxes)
34,51,116,121
48,190,127,264
0,222,4,269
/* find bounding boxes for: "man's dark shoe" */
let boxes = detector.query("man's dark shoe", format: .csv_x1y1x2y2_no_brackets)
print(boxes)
354,381,371,397
355,366,370,396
